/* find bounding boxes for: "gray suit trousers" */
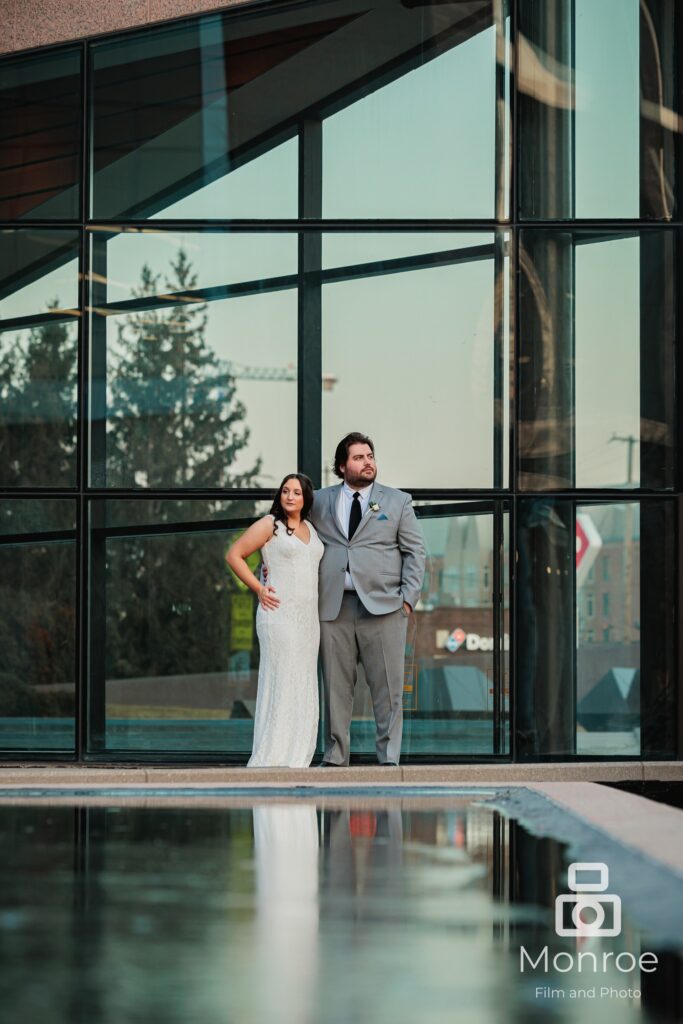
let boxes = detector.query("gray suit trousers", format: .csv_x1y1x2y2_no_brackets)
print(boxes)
319,592,408,766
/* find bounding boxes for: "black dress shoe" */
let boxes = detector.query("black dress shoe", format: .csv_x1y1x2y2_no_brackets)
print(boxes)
317,761,340,767
380,761,399,766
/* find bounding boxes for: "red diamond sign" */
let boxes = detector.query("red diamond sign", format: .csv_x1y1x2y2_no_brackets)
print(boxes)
576,512,602,587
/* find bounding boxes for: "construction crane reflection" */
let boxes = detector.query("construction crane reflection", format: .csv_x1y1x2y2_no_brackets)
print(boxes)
217,361,338,392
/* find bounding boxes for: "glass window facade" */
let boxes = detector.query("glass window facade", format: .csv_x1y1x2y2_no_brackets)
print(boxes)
0,230,80,489
89,5,504,220
0,500,77,749
516,498,676,758
89,499,269,753
321,233,509,489
517,228,677,490
88,229,298,488
0,49,82,221
517,0,681,220
0,0,680,762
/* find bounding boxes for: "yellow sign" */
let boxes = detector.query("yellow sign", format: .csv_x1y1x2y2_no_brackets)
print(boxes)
230,592,254,652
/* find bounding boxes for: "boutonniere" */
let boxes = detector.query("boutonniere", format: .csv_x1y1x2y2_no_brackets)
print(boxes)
369,502,380,513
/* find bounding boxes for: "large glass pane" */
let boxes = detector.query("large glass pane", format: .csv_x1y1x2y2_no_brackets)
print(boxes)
0,500,77,751
97,497,507,759
90,1,507,220
321,2,503,218
322,233,507,488
577,503,640,755
516,498,676,758
0,230,80,488
0,48,82,221
518,0,680,219
517,229,677,490
91,16,299,219
346,501,507,758
89,499,272,753
88,231,297,488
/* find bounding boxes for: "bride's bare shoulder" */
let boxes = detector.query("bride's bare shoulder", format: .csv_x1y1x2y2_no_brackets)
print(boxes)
242,515,274,546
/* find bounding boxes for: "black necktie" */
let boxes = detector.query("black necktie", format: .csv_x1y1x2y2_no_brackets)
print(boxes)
348,492,362,539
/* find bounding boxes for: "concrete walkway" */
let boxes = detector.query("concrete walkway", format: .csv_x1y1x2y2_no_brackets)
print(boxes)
0,760,681,786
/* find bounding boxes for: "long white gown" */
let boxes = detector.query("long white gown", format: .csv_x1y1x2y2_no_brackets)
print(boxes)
248,516,324,767
251,804,319,1023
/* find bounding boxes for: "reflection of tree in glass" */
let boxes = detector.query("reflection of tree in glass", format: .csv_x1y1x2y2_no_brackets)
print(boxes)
106,526,250,682
0,542,75,717
0,500,76,718
100,252,263,685
0,314,77,718
0,312,77,487
108,249,261,488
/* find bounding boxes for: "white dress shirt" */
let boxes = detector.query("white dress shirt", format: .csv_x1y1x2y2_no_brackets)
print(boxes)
337,482,373,591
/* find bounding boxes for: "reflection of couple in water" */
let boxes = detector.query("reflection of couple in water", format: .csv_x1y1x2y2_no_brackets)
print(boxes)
227,431,426,767
251,801,404,1024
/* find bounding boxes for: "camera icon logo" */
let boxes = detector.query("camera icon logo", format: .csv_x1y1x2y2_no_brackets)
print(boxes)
555,862,622,937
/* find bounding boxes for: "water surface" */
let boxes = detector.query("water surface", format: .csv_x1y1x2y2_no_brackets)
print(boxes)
0,790,680,1024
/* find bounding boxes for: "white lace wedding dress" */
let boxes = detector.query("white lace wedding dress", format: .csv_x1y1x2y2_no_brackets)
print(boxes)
248,516,324,767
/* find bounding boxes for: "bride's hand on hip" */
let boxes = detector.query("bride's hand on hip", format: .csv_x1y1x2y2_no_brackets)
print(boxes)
258,584,280,610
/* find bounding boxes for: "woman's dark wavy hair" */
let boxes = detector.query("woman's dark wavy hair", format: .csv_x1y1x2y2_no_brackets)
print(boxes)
269,473,314,535
333,432,375,479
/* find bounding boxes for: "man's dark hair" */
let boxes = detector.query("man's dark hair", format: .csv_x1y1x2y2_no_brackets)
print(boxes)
333,432,375,480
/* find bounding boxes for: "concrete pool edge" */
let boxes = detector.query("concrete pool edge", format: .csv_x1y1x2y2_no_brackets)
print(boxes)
517,782,683,878
0,760,682,785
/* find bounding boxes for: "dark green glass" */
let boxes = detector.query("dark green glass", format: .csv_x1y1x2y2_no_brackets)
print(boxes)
88,230,297,489
0,499,77,751
518,0,681,220
517,229,677,491
516,498,676,758
90,1,508,220
379,501,507,758
89,498,269,753
0,230,80,488
0,48,82,220
321,232,509,488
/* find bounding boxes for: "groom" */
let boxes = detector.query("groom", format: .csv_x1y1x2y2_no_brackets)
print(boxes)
310,432,426,766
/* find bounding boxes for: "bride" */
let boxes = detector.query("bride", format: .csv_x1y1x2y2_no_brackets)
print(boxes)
226,474,323,767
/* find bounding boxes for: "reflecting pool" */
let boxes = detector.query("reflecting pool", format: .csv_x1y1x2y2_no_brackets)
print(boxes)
0,789,680,1024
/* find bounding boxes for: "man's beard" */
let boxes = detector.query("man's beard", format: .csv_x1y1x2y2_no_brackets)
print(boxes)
344,467,377,487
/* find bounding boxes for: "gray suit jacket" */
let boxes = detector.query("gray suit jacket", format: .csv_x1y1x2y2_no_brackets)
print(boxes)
310,482,426,621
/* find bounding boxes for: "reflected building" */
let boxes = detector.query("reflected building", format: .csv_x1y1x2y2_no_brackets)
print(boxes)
0,0,680,765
